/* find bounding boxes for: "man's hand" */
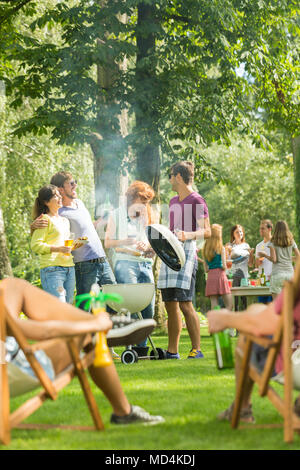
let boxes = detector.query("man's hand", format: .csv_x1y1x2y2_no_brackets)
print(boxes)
31,214,49,232
175,229,186,242
207,309,231,334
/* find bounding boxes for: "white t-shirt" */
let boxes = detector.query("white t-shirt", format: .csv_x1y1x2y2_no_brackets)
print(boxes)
255,240,273,280
230,242,250,278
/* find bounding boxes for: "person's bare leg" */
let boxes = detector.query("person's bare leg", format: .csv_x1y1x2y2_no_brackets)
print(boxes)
222,294,233,311
38,336,131,416
165,301,182,354
179,301,201,351
2,278,96,323
2,278,131,416
210,296,219,309
88,364,131,416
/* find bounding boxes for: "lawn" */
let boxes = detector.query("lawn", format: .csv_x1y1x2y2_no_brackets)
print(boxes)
2,327,300,450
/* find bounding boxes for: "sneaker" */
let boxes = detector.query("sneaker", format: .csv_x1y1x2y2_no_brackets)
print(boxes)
107,316,156,347
187,349,204,359
111,405,165,425
165,350,180,359
217,402,255,424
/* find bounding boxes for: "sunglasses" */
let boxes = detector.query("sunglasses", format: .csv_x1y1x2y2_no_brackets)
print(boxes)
68,180,77,186
168,173,174,179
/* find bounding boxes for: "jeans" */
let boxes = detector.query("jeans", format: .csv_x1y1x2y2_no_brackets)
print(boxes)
232,268,247,311
114,260,155,347
40,266,75,304
75,259,116,310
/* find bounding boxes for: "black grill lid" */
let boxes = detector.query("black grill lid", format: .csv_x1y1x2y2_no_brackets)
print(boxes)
145,224,185,272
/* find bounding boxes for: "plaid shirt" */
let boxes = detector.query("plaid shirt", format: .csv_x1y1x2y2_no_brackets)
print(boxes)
157,240,197,290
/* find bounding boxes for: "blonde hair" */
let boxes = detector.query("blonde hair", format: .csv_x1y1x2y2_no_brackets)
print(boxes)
272,220,294,248
203,224,223,262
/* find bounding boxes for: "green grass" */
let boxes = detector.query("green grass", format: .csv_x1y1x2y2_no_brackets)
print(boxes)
3,328,300,450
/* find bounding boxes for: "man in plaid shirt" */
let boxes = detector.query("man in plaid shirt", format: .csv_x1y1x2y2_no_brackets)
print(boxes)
158,161,211,359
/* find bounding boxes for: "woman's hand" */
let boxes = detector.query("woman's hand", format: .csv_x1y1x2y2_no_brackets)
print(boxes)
135,241,148,252
51,246,72,254
122,238,137,246
92,312,113,334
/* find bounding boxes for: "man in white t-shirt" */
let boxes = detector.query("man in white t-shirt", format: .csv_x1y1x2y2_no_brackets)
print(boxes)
255,219,273,303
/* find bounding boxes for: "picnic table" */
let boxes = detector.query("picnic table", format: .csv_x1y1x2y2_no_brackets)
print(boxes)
231,285,271,297
230,285,271,312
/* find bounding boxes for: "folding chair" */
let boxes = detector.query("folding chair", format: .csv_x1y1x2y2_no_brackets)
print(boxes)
231,260,300,443
0,287,104,446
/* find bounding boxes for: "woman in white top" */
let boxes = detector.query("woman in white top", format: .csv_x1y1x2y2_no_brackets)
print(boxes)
227,224,254,311
258,220,300,299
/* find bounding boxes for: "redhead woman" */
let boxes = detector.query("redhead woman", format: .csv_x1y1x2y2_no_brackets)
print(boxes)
105,181,156,355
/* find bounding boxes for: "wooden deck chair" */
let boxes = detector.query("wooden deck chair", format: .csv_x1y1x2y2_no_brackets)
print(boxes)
0,287,104,446
231,259,300,443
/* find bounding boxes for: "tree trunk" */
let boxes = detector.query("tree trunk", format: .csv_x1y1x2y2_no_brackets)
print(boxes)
92,8,128,216
0,206,13,279
135,3,165,327
135,3,161,194
292,135,300,242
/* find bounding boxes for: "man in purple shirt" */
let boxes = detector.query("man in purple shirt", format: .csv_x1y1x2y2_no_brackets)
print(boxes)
158,161,211,359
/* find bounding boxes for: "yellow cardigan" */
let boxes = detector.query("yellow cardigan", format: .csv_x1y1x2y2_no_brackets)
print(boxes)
31,214,74,269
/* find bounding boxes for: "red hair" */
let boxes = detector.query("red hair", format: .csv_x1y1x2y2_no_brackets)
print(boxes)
126,181,155,224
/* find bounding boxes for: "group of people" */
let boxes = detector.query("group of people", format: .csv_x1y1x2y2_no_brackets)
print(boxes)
30,161,211,362
202,219,299,313
4,161,210,427
7,172,165,426
202,218,300,423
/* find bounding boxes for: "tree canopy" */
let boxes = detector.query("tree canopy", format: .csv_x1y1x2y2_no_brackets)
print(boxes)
2,1,298,164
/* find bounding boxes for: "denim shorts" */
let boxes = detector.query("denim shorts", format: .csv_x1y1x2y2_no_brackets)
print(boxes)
161,261,197,302
40,266,75,304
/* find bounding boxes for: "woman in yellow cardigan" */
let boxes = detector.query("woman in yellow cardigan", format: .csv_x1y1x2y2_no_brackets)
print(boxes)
31,185,75,303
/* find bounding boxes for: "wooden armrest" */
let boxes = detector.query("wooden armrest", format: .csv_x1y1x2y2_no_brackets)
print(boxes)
246,334,277,348
26,336,81,353
235,330,278,348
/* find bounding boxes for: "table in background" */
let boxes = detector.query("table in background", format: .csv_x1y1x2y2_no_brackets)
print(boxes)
231,286,271,311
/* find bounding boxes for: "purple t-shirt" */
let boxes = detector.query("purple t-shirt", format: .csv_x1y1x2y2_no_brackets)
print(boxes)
169,192,209,232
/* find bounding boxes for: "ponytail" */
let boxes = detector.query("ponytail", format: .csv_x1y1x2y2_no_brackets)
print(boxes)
32,185,57,220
